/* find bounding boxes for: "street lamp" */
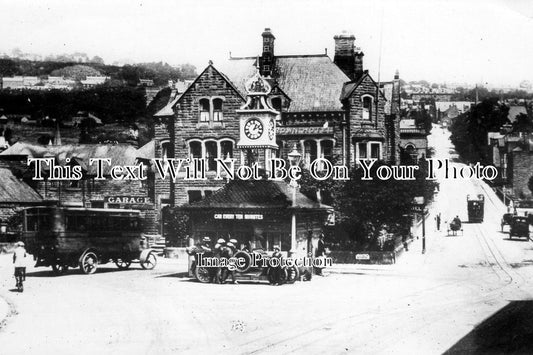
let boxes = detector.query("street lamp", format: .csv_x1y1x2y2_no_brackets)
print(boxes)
413,196,426,254
287,144,302,256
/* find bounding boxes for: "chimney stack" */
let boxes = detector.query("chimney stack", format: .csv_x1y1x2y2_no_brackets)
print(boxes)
333,32,355,79
333,31,364,81
354,47,364,81
392,70,401,115
261,28,275,77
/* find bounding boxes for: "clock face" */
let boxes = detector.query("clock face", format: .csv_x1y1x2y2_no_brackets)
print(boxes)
244,118,263,140
268,119,275,140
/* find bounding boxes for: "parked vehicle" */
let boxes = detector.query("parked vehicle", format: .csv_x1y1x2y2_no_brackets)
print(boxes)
22,207,157,275
515,200,533,224
187,247,300,284
509,216,530,240
467,194,484,223
501,213,514,232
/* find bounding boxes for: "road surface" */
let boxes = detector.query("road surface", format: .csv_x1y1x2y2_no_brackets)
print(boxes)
0,125,532,354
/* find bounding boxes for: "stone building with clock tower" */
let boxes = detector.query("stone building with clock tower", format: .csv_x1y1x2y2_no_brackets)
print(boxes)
153,28,401,244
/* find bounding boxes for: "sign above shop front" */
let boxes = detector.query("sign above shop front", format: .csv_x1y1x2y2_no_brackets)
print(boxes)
105,196,148,204
277,127,334,136
214,213,263,220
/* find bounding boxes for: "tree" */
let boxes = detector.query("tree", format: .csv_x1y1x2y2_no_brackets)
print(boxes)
334,163,417,249
301,160,437,251
449,98,509,164
90,56,105,65
50,65,102,81
512,113,533,133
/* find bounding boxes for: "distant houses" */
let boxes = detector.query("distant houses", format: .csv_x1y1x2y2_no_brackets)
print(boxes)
0,75,109,90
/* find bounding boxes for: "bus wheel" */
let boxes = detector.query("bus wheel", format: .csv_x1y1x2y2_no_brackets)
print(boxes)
115,259,131,270
51,264,68,275
79,252,98,274
194,266,211,283
140,252,157,270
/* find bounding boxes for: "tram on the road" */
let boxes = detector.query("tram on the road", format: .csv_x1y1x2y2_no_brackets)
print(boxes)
22,207,157,275
467,194,484,223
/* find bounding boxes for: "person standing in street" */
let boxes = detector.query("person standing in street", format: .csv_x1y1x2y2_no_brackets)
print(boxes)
436,213,441,231
314,233,326,276
13,241,27,291
271,246,283,285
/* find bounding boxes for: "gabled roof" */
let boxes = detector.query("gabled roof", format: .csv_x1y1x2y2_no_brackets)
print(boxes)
155,64,245,117
0,168,42,203
137,140,155,160
0,142,140,175
340,72,387,101
218,55,350,112
183,179,330,210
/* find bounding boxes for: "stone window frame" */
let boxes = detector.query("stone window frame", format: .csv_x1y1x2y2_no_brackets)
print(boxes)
361,94,374,121
197,96,226,127
186,138,236,172
354,141,382,162
299,137,336,170
160,139,172,160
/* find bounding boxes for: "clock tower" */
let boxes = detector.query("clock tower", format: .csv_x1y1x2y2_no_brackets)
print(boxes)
237,69,279,171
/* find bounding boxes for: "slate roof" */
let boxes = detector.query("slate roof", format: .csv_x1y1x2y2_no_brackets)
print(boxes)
0,142,140,175
137,140,155,160
0,168,42,203
218,55,350,112
183,179,330,210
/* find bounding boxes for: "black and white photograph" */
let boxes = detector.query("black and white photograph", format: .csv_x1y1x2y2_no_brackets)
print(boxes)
0,0,533,353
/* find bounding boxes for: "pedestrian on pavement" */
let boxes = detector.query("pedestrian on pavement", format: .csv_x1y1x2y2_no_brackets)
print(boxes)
222,242,238,284
271,246,283,285
213,238,226,284
314,233,326,276
13,241,27,283
436,213,441,231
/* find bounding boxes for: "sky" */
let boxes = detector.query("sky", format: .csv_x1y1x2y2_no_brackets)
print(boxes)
1,0,533,87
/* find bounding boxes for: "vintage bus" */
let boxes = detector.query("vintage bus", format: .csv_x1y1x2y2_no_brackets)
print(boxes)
22,207,157,275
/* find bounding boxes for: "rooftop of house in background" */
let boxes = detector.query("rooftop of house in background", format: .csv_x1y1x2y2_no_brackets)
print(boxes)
0,167,43,203
0,142,141,175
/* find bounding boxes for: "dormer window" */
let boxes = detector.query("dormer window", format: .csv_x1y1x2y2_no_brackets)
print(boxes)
362,95,373,120
213,98,223,122
200,99,210,122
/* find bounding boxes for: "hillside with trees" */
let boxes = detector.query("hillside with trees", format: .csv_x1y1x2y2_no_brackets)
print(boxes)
0,57,197,86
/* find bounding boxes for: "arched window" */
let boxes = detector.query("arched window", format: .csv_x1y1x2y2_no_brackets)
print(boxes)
220,140,233,159
213,98,223,122
199,98,210,122
362,95,373,120
189,141,202,159
321,140,334,162
303,140,317,168
205,141,218,171
161,141,172,160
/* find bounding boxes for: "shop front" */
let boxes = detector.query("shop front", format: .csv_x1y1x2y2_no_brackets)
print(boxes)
181,179,332,257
